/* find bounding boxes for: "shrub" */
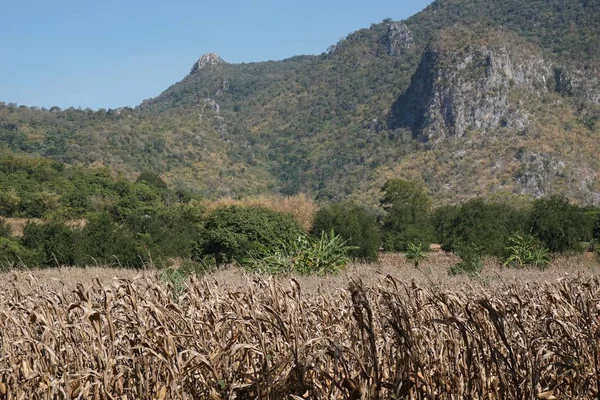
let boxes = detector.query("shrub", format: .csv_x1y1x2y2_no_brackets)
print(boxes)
123,208,201,264
193,206,304,266
0,189,20,217
245,230,354,276
136,171,168,190
380,179,433,251
312,202,381,261
592,210,600,242
528,196,590,253
0,237,37,269
0,218,11,237
503,234,551,269
21,221,81,266
77,213,146,268
449,244,484,277
160,259,214,296
433,199,528,256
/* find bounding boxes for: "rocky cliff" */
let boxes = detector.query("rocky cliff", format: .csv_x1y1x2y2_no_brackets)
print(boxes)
390,27,600,142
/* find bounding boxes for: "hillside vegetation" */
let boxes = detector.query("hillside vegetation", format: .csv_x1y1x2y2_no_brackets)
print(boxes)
1,0,599,204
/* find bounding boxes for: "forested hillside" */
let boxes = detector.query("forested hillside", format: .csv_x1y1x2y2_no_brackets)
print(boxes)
1,0,599,205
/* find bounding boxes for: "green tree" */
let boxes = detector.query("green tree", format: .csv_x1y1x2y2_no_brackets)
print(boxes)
21,221,81,266
312,202,381,261
0,237,37,268
528,196,591,253
77,213,145,268
193,206,303,266
432,199,528,256
380,179,433,251
449,244,484,277
0,188,20,217
590,208,600,243
136,171,168,190
0,218,11,238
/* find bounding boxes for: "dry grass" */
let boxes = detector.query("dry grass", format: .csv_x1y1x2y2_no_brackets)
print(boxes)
0,254,599,399
3,218,87,237
201,193,318,231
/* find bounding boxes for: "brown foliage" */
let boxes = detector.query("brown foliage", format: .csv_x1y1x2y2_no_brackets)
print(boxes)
1,255,600,398
202,193,318,231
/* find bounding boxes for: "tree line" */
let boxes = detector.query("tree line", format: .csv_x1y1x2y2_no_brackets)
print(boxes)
0,154,599,272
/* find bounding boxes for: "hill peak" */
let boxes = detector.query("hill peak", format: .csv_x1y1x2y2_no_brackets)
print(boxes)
190,53,225,73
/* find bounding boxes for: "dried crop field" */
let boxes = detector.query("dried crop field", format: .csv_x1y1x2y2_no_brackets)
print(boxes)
0,254,599,399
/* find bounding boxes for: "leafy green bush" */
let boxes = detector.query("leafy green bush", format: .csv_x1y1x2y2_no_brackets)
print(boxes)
136,171,168,190
77,213,146,268
20,214,148,268
245,230,354,276
21,221,81,266
380,179,433,251
432,199,528,256
193,206,304,266
503,234,551,269
405,243,428,267
449,244,484,277
0,218,11,237
0,189,20,217
312,202,381,261
592,210,600,242
123,208,202,264
528,196,591,253
0,237,37,269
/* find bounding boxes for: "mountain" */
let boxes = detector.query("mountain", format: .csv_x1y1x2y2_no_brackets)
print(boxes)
1,0,599,205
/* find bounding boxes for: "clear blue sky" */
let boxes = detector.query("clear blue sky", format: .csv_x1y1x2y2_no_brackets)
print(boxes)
0,0,433,110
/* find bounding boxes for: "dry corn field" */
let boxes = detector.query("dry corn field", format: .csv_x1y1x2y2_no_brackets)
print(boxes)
1,255,599,399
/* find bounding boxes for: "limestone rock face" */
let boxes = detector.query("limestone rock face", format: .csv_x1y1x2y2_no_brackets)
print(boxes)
390,27,600,143
387,22,413,56
391,32,555,141
190,53,225,73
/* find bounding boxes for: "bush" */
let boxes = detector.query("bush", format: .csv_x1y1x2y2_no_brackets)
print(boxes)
0,189,20,217
449,244,484,277
592,210,600,242
380,179,433,251
77,213,146,268
122,208,202,264
160,259,214,296
0,218,11,237
193,206,304,266
503,234,551,269
136,171,168,190
528,196,591,253
0,237,37,269
245,230,354,276
21,221,81,266
312,203,381,261
433,199,528,256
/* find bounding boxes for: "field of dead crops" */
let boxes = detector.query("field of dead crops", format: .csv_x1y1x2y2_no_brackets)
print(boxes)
0,254,599,399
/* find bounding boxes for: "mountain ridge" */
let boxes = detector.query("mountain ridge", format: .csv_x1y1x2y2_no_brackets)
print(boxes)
1,0,599,205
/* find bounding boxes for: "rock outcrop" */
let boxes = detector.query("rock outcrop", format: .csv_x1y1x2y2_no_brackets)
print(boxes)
387,22,413,56
190,53,225,73
390,28,555,142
